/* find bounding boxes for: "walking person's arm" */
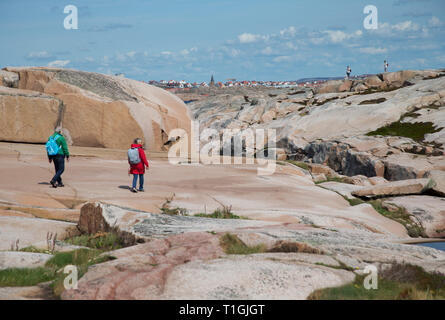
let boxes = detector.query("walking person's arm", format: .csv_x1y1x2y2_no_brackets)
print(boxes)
60,136,70,162
140,148,149,170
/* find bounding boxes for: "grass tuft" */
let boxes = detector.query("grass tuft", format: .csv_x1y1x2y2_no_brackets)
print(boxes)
64,231,125,251
366,121,442,142
309,262,445,300
220,233,267,255
194,205,246,219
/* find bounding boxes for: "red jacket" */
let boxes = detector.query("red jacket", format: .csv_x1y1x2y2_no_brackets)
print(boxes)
129,144,149,174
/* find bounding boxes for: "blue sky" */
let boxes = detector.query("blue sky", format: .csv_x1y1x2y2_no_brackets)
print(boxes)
1,0,444,82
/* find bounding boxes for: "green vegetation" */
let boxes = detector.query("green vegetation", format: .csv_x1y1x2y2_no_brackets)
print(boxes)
195,205,246,219
359,97,386,105
0,267,56,287
285,160,309,171
0,248,114,298
220,233,267,255
220,233,324,255
314,177,350,185
368,200,426,238
315,261,355,272
343,196,366,206
366,121,442,142
339,194,426,237
160,194,188,216
20,246,53,254
45,248,110,269
269,241,324,254
309,262,445,300
65,231,125,251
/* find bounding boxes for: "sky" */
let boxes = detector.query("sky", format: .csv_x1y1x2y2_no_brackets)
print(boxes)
0,0,444,82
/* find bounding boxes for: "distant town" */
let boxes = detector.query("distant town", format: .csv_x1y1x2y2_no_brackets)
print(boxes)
119,74,374,90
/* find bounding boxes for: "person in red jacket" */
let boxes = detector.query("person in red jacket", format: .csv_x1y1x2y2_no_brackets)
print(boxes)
129,138,149,193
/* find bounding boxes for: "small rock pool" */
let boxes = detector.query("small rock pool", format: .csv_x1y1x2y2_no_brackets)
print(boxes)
415,242,445,252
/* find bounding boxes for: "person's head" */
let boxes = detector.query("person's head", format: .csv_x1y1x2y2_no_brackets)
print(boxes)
55,126,63,134
134,138,142,145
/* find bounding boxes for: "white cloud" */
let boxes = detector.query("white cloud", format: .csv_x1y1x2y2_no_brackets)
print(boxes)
126,51,137,58
323,30,362,43
429,16,442,27
261,46,274,55
273,55,292,63
279,26,297,37
47,60,70,67
359,47,388,54
376,20,422,36
392,20,420,32
238,33,268,43
27,51,52,59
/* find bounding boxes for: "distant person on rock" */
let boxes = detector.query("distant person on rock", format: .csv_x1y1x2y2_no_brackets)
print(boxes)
384,60,389,73
346,66,351,79
46,127,70,188
128,138,149,193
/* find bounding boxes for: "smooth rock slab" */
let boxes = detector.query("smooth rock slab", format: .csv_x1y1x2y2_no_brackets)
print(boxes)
352,178,435,198
318,182,364,200
0,251,53,270
0,216,75,250
78,202,281,240
426,170,445,197
62,232,224,300
383,195,445,238
154,253,355,300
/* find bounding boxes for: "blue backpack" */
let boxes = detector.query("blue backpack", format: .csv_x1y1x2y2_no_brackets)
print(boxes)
46,134,60,156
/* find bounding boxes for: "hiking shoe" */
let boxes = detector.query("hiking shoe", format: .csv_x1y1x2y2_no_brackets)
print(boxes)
50,181,57,188
57,183,65,187
138,188,145,192
131,187,138,193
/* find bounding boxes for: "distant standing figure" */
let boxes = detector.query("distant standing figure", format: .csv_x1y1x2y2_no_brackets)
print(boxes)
46,127,70,188
346,66,352,79
384,60,389,72
128,138,149,193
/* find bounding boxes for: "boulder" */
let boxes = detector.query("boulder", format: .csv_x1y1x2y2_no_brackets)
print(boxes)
352,178,435,198
343,175,372,186
368,176,388,185
312,173,327,183
307,163,338,178
364,75,384,88
1,67,191,151
315,80,344,94
426,170,445,197
383,70,416,88
0,70,19,88
0,87,62,144
352,83,368,92
338,80,352,92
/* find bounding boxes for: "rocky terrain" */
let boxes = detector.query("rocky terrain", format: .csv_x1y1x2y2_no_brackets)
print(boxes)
0,67,191,150
0,68,444,300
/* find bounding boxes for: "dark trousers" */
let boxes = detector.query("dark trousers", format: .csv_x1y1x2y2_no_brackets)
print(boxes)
51,155,65,184
132,174,144,190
